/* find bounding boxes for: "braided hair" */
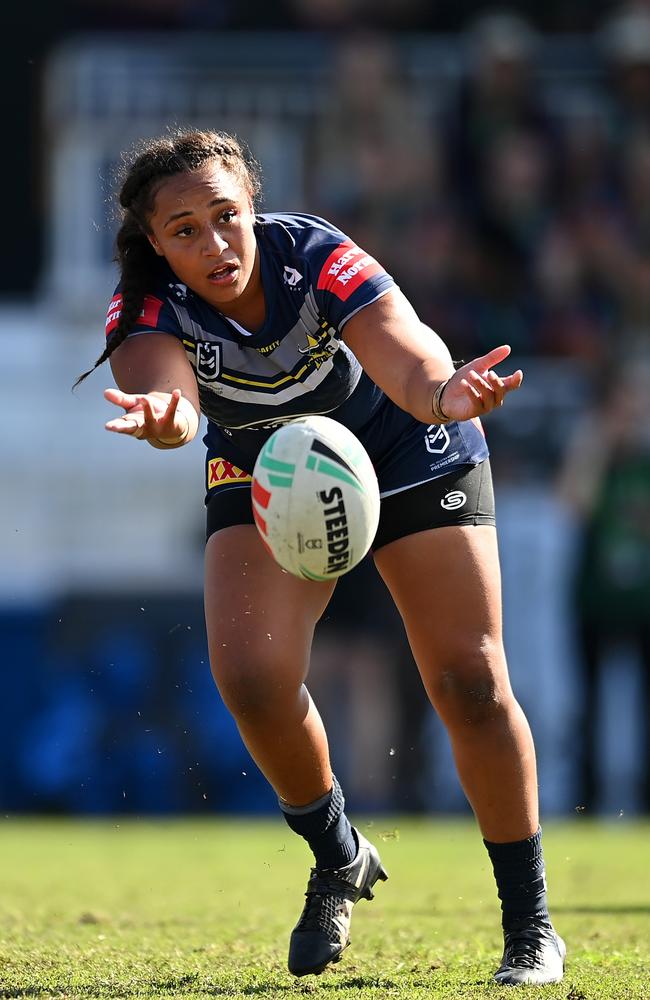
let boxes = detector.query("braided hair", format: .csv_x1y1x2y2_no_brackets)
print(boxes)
74,129,261,387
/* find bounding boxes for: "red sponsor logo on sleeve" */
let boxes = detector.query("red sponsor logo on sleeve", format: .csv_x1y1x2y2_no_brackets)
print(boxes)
105,294,164,338
316,241,384,302
105,295,123,336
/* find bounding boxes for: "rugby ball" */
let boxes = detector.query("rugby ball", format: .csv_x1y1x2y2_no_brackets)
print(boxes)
251,416,380,581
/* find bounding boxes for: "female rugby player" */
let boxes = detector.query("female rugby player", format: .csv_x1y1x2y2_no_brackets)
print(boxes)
77,130,565,986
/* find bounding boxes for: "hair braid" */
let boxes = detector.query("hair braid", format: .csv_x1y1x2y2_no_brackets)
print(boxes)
73,128,261,388
73,218,159,388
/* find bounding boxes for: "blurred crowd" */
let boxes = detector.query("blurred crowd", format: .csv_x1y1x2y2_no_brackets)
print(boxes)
305,7,650,377
8,3,650,378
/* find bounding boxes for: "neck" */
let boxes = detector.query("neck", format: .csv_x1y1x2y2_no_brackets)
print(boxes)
216,250,265,332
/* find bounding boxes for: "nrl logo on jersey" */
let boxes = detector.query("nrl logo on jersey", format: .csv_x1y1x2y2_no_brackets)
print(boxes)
196,342,222,382
283,266,302,287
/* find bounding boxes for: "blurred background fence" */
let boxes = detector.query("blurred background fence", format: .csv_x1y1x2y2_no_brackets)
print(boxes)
2,2,649,818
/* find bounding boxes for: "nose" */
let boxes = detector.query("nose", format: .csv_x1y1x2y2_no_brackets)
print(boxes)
202,225,229,256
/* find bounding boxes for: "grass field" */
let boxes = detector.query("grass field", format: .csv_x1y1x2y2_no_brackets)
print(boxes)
0,818,648,999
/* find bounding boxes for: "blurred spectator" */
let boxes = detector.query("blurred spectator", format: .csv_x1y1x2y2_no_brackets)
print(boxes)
555,93,617,212
532,92,618,365
447,11,554,214
306,32,439,272
599,3,650,143
434,12,560,359
466,128,554,353
555,130,650,362
532,216,615,364
557,360,650,812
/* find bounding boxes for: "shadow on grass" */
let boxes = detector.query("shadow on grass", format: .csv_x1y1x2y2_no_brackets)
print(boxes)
305,976,400,990
0,974,410,998
0,981,297,999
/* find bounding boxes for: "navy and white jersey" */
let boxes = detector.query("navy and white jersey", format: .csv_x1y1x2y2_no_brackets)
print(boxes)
105,212,488,477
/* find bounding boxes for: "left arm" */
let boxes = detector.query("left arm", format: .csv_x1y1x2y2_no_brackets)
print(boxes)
342,287,523,424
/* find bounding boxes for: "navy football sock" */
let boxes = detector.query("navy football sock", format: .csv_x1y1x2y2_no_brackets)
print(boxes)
280,774,357,870
484,827,550,929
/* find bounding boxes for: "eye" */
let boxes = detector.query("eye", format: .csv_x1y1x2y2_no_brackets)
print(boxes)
175,225,194,238
219,208,237,223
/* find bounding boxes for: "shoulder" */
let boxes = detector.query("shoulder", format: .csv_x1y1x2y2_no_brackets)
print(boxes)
257,212,394,323
255,212,384,289
255,212,349,257
105,260,187,338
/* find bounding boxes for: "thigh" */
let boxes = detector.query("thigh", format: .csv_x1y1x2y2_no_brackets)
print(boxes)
373,459,495,551
205,524,336,688
373,524,510,701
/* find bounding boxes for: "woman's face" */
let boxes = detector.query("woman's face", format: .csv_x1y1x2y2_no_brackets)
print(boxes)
146,161,259,313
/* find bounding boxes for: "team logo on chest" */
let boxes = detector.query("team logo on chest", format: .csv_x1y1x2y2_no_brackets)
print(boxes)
196,342,222,382
298,323,337,367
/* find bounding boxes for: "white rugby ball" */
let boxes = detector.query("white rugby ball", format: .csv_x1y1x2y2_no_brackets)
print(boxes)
251,416,380,581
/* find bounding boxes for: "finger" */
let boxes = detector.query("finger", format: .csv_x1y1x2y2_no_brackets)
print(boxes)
464,370,494,411
105,416,145,437
159,389,182,430
502,370,524,391
487,370,506,406
470,344,512,371
104,387,141,410
467,369,494,395
167,388,182,418
154,389,187,435
140,394,158,432
460,377,483,402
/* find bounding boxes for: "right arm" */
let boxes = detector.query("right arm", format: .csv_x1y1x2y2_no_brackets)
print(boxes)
105,333,200,449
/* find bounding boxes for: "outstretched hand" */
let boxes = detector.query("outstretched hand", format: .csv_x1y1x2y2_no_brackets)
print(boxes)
437,346,523,423
104,387,190,445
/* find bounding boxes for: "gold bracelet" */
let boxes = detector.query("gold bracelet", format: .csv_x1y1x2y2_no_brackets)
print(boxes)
153,418,191,448
431,378,451,424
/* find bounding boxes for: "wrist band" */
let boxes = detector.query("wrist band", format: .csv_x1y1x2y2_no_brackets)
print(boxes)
154,418,191,448
431,378,451,424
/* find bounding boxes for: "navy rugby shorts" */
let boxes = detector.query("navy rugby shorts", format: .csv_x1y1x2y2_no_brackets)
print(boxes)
204,420,496,552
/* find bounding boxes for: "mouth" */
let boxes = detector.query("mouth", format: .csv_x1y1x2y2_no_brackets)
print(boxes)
207,261,239,286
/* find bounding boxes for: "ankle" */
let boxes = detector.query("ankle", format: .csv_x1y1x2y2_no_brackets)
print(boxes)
484,828,550,928
280,775,357,870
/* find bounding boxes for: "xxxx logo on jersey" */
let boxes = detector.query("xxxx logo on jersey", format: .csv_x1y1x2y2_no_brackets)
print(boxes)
208,458,252,490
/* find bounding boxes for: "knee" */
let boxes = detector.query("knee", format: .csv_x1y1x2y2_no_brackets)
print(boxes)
209,645,301,722
428,641,510,728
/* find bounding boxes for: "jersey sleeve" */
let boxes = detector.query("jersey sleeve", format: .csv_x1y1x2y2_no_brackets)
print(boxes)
310,230,396,330
104,286,183,342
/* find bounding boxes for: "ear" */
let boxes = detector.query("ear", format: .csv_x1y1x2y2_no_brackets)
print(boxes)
147,233,164,257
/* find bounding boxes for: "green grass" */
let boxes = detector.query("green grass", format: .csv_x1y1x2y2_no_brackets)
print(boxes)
0,818,648,998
